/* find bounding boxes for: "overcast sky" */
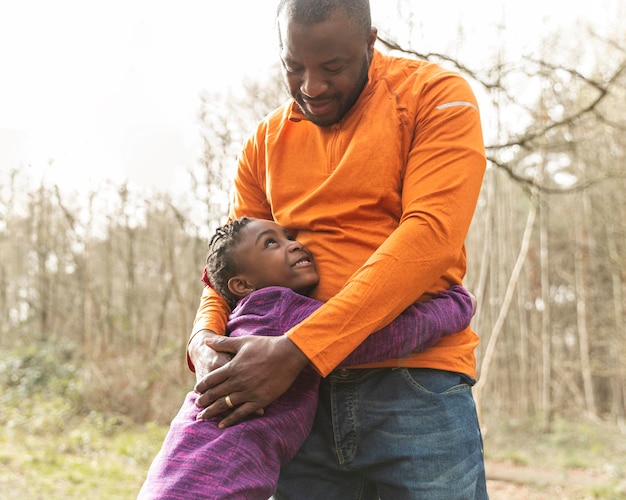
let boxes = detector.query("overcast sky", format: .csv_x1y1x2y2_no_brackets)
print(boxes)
0,0,620,193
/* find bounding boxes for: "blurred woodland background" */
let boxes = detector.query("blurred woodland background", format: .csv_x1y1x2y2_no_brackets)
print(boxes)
1,3,626,497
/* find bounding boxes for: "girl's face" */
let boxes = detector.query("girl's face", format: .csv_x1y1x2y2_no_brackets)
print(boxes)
229,219,319,297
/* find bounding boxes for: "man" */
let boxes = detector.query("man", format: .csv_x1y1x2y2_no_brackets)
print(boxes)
189,0,488,498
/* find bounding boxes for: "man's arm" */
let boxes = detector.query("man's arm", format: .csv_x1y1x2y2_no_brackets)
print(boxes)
223,285,473,367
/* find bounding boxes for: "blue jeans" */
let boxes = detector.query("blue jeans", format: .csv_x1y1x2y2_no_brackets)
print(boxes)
274,368,488,500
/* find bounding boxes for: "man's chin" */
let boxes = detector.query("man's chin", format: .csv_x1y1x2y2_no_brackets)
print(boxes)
296,101,341,127
302,110,341,127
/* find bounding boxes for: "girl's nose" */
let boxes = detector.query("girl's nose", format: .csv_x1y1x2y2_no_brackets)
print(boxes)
288,240,303,251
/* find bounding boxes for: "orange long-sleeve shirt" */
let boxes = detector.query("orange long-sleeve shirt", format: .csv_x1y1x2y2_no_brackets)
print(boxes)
191,50,486,378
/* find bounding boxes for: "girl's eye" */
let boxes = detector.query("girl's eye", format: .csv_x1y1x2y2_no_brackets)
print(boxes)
264,238,277,248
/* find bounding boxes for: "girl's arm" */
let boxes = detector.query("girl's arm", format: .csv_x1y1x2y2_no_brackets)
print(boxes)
339,285,473,367
230,285,473,367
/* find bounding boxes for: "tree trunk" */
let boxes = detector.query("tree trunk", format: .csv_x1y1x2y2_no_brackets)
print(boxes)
574,191,597,419
539,192,553,429
475,192,538,414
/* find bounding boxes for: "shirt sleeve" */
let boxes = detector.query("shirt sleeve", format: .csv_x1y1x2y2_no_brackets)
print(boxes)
186,285,232,372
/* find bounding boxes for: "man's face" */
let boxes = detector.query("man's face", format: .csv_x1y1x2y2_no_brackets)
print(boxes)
233,219,319,294
278,10,377,127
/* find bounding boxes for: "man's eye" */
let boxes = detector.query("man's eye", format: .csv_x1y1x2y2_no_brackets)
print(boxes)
282,61,302,74
325,65,344,73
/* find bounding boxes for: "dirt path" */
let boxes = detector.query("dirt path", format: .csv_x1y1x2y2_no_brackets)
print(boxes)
486,460,624,499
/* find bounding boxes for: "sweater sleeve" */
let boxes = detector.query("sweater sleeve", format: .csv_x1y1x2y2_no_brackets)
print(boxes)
339,285,473,367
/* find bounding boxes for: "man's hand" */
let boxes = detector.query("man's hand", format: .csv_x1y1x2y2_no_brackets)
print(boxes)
194,335,309,428
188,329,232,383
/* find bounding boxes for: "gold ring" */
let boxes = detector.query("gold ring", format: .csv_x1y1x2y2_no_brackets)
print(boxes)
224,395,234,408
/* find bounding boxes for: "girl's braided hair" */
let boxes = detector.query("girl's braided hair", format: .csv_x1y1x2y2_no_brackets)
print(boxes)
206,217,254,309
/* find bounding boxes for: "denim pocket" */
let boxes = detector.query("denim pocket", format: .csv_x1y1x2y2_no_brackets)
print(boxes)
401,367,471,394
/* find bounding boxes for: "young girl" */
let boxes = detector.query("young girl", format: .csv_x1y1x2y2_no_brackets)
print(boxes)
138,217,474,500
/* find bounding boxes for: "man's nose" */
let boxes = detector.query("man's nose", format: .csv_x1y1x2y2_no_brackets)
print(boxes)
300,70,328,98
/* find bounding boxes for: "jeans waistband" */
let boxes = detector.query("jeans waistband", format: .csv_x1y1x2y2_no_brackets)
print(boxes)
326,367,386,383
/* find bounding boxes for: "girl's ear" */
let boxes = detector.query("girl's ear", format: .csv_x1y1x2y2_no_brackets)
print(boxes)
227,276,255,300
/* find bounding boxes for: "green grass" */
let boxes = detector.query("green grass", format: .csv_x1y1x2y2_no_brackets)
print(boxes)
0,409,168,499
2,345,625,498
0,343,173,498
483,414,626,498
483,415,626,476
4,408,626,499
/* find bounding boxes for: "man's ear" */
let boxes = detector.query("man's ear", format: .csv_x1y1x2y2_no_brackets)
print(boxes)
228,276,254,300
366,26,378,59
